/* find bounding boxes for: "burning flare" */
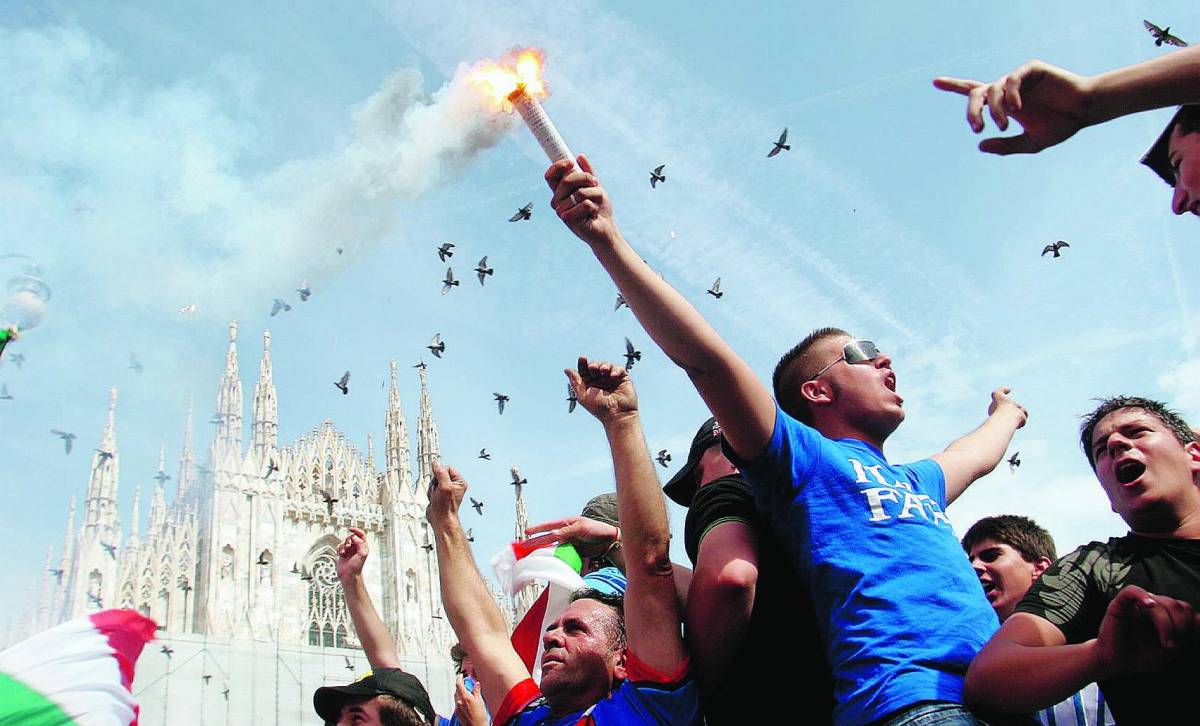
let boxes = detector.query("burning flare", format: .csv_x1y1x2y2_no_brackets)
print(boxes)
471,48,574,165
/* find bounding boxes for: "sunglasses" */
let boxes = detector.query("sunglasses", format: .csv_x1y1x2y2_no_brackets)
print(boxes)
806,340,881,381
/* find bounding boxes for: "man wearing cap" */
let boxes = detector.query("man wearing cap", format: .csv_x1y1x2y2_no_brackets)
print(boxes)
663,416,833,725
934,46,1200,217
313,530,438,725
547,158,1026,725
426,357,698,725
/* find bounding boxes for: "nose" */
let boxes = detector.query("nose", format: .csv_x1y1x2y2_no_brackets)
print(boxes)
873,352,892,369
1106,433,1132,458
542,626,564,651
1172,185,1189,215
969,556,984,576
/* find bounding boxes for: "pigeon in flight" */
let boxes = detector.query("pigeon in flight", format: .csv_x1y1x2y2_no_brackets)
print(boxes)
623,337,642,370
344,656,355,672
470,497,484,515
707,278,724,299
467,528,475,542
768,128,790,157
101,542,117,559
0,384,11,400
1007,452,1021,473
9,353,25,369
321,488,339,516
336,246,344,255
428,334,445,359
510,466,528,487
614,294,627,311
413,360,427,370
334,371,350,395
209,413,226,426
48,568,63,582
475,257,494,286
161,645,174,658
51,430,76,454
1041,241,1070,258
270,298,292,317
422,541,434,553
128,353,143,374
154,469,170,485
178,303,198,317
203,675,212,685
567,382,578,413
494,392,510,415
650,164,667,188
87,592,103,607
95,448,114,463
438,243,455,262
263,458,279,478
478,448,491,460
222,687,230,700
1144,20,1188,47
509,202,533,222
297,280,312,301
656,450,672,467
291,562,300,575
441,267,460,295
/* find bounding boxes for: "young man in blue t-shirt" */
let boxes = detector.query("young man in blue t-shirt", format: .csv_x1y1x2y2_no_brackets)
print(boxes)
544,157,1026,725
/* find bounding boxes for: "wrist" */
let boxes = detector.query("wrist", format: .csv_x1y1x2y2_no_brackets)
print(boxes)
601,410,641,431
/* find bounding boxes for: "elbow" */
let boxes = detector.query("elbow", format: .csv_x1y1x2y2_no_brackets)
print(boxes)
631,548,675,578
712,559,758,601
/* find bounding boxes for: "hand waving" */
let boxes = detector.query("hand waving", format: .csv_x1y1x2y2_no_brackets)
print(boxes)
565,357,638,425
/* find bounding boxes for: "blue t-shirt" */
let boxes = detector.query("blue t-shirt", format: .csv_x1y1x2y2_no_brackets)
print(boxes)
727,408,998,725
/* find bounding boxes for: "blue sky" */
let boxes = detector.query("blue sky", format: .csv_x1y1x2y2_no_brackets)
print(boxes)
1,0,1198,631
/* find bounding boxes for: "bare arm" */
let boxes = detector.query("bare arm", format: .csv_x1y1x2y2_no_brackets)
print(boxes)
685,521,759,689
547,157,776,462
568,358,688,674
932,387,1027,504
426,465,529,711
336,527,401,670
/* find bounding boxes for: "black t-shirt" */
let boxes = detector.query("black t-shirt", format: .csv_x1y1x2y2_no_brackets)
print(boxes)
1015,534,1200,724
683,476,834,725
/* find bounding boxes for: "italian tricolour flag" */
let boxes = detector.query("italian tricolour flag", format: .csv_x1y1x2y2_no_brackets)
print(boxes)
491,538,583,682
0,609,157,725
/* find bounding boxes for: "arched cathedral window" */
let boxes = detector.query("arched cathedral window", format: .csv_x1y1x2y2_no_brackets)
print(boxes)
305,550,353,648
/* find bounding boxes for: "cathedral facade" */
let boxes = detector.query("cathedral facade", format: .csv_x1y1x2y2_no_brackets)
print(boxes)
32,322,472,723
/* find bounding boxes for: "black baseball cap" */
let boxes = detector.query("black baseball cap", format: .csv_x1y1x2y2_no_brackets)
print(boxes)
663,417,724,507
1141,106,1193,186
313,668,437,725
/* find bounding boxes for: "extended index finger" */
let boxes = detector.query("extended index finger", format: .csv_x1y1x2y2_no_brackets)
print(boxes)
932,76,984,96
526,517,575,536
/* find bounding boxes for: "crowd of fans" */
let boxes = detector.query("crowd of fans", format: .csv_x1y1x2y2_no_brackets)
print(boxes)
312,45,1200,726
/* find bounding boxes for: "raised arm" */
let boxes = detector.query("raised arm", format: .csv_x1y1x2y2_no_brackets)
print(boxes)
426,465,529,711
336,527,401,670
686,521,759,689
932,387,1027,504
567,357,688,674
934,47,1200,155
546,157,776,461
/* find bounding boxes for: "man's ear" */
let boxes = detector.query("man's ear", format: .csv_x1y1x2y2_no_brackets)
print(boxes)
801,379,834,408
1031,556,1054,579
1187,440,1200,483
611,649,627,684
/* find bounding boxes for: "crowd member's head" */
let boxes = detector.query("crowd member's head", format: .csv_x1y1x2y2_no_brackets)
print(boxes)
772,328,902,444
449,642,476,679
538,588,627,709
1080,396,1200,534
1141,105,1200,216
961,515,1056,621
664,417,737,506
313,668,437,726
579,492,621,572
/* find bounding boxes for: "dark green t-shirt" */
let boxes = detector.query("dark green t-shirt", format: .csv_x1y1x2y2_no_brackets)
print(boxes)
1015,534,1200,724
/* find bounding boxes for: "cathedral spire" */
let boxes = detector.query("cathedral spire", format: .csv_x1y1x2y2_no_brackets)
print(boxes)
251,329,278,464
36,545,54,633
84,389,120,530
214,321,244,455
511,465,530,541
151,444,168,533
385,361,412,500
128,482,142,544
176,398,195,502
415,365,440,502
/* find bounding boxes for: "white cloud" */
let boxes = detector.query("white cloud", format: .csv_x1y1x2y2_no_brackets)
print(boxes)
1158,357,1200,422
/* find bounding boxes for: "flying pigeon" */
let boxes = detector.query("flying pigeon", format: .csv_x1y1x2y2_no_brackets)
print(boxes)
297,280,311,301
768,127,790,157
567,382,578,413
1007,452,1021,473
1041,241,1070,258
270,298,292,317
614,294,627,311
413,360,427,370
290,562,300,575
421,542,434,553
321,488,338,516
438,243,455,262
334,371,350,395
494,392,510,415
344,656,355,672
1144,20,1188,47
656,450,672,467
8,353,24,369
203,675,212,685
623,337,642,370
428,334,445,359
707,278,724,298
101,542,117,559
0,384,11,400
128,353,143,374
154,469,170,485
475,257,494,286
209,413,226,425
51,429,76,454
48,568,63,582
510,466,528,487
264,458,279,478
222,687,230,700
509,202,533,222
161,645,174,658
441,267,460,295
95,448,113,462
478,448,491,460
336,246,344,255
650,164,667,188
178,303,197,316
467,528,475,542
470,497,484,515
87,593,103,607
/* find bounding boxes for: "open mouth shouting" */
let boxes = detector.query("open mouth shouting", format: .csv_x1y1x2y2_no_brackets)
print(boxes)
1115,458,1146,486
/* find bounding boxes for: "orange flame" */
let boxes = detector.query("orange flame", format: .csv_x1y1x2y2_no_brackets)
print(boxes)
471,48,547,111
